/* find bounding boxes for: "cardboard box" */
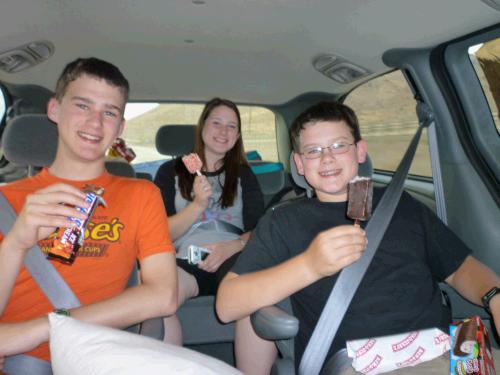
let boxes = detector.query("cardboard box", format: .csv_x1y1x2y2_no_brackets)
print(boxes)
450,316,496,375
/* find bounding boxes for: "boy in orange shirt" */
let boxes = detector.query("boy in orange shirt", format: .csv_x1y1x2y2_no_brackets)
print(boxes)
0,57,177,372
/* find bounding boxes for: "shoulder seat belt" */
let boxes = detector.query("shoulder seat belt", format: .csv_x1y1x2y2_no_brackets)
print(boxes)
299,102,432,375
0,192,81,374
417,102,447,224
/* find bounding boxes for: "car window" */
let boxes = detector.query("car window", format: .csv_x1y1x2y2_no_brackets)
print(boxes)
469,37,500,134
122,103,277,167
344,70,432,177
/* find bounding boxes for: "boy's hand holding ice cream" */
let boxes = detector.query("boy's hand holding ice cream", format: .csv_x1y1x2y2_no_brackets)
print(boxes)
303,225,367,279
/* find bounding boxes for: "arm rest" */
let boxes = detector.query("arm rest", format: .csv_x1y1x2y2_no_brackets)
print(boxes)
250,305,299,341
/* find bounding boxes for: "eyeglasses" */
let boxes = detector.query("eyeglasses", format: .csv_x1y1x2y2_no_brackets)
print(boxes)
300,141,355,159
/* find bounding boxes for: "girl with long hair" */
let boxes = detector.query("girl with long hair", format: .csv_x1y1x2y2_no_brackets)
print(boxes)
154,97,265,348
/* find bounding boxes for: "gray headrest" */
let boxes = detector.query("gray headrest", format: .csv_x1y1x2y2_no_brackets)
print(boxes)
2,114,58,167
290,152,374,197
2,113,137,178
104,159,136,178
155,124,196,156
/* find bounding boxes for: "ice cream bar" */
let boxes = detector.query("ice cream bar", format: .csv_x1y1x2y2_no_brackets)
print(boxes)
182,153,203,176
48,185,106,265
347,176,373,227
449,316,496,375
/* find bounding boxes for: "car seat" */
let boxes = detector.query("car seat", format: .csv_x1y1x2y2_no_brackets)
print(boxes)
155,124,236,363
250,151,373,375
1,113,162,339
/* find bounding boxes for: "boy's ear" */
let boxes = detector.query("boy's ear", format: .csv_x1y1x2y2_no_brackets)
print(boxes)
47,98,59,123
293,152,305,176
356,139,367,164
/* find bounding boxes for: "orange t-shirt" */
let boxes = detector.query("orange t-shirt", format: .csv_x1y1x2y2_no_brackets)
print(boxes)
0,168,174,361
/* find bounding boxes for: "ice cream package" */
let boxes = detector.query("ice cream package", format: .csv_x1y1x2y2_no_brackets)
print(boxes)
347,328,450,375
449,316,496,375
48,185,106,265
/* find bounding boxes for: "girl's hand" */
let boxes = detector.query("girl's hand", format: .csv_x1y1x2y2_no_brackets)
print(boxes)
198,239,243,273
192,175,212,209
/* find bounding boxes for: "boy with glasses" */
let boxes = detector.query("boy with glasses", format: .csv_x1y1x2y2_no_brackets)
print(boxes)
216,101,500,374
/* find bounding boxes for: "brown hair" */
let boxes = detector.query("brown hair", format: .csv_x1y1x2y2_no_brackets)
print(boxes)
54,57,130,106
176,98,247,208
290,101,361,151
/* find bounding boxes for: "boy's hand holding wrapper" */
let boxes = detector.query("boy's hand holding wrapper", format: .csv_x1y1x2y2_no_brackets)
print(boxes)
48,185,106,265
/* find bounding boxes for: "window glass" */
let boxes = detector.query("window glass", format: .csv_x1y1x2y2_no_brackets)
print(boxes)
122,103,277,165
469,38,500,134
344,70,431,177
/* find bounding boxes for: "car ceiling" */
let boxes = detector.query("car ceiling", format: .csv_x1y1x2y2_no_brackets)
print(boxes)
0,0,498,105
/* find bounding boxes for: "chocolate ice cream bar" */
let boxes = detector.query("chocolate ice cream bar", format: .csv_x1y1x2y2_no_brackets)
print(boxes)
182,153,203,176
347,176,373,227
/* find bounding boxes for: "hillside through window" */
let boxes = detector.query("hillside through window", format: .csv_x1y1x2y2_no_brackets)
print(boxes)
121,103,277,176
469,38,500,134
344,70,431,177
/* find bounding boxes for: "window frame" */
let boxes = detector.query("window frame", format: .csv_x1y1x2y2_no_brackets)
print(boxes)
444,26,500,186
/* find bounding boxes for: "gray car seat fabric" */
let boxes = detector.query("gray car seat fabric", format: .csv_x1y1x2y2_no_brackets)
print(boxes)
156,124,196,156
2,114,58,168
2,114,136,177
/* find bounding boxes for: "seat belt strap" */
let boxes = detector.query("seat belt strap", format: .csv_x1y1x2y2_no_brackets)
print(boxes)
299,114,430,375
417,102,448,224
3,354,53,375
0,191,81,309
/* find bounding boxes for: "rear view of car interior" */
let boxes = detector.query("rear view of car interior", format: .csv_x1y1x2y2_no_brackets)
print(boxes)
0,0,499,373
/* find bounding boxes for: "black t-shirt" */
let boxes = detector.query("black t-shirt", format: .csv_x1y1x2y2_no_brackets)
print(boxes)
232,188,471,366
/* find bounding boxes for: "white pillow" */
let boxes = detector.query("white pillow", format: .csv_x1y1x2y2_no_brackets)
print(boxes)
49,313,242,375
